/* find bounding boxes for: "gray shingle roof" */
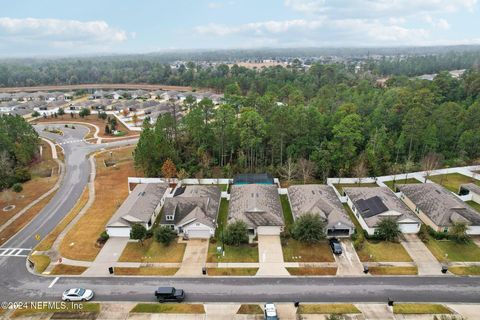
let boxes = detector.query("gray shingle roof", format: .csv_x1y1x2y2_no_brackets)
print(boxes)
160,185,221,228
288,185,354,230
107,183,168,228
228,184,284,228
344,187,419,228
398,183,480,227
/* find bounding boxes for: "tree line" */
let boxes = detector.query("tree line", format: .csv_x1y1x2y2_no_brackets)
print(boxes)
133,64,480,182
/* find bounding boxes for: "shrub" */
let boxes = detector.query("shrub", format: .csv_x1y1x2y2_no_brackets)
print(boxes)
376,217,401,242
427,226,449,240
79,108,91,118
449,221,470,243
290,213,326,243
14,167,31,183
145,228,154,239
224,220,249,246
155,226,177,245
130,224,147,244
12,183,23,193
418,224,430,242
32,111,40,117
98,230,109,243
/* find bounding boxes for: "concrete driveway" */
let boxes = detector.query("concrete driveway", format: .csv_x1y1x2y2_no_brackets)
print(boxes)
335,239,364,276
256,235,289,276
176,239,208,276
83,237,130,276
400,234,443,275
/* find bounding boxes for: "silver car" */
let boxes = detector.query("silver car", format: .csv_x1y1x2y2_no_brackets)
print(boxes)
62,288,94,302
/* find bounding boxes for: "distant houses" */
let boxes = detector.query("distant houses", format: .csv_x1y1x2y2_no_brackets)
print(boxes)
398,183,480,235
344,187,421,235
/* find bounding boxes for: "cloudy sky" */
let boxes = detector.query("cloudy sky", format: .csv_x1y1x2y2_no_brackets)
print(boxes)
1,0,479,57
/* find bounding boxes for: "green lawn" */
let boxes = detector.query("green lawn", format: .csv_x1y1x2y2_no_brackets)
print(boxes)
333,182,378,195
368,266,418,275
119,238,186,263
131,304,205,314
298,304,361,314
449,266,480,275
356,241,413,262
237,304,263,314
393,304,451,314
424,235,480,262
280,195,294,229
466,201,480,213
29,254,51,274
207,268,258,276
428,173,479,193
207,242,259,263
384,178,421,191
11,303,100,318
215,199,229,238
282,239,335,262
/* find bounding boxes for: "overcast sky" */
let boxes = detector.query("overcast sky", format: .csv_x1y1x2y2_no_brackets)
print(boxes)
1,0,479,57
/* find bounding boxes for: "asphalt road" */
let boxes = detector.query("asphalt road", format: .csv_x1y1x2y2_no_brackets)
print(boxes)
0,123,480,304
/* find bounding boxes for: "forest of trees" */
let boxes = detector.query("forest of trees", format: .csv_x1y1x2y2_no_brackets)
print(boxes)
0,115,39,189
1,49,479,89
133,63,480,181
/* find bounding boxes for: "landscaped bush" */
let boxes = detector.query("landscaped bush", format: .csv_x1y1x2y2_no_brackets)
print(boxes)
12,183,23,193
154,226,177,245
290,213,326,243
427,226,449,240
14,167,31,183
418,224,430,242
224,220,249,246
98,230,109,244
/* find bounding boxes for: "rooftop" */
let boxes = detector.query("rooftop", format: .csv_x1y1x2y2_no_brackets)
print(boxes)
228,184,283,228
398,183,480,227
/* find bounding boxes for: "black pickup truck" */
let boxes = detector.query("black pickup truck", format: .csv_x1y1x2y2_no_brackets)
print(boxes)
155,287,185,302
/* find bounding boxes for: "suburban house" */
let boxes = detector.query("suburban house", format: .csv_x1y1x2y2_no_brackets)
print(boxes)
160,185,221,238
288,185,355,237
344,187,421,235
228,184,284,236
106,183,169,237
459,183,480,204
398,183,480,235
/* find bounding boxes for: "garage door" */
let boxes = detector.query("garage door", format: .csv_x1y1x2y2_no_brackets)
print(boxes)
186,229,211,239
399,223,419,234
107,227,131,237
257,226,281,235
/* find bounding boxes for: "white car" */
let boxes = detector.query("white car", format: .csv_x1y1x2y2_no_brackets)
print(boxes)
62,288,94,302
264,303,278,320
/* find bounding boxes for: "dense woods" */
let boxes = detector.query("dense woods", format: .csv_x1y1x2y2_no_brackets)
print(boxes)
0,115,39,189
134,63,480,181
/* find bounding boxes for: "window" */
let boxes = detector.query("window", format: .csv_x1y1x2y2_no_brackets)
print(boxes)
166,215,174,221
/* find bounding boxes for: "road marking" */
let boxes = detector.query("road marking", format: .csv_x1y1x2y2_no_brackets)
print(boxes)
48,277,60,288
0,248,31,257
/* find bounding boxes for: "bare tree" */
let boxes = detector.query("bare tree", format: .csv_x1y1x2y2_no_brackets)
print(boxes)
278,157,297,184
297,158,316,184
421,152,443,183
353,158,368,184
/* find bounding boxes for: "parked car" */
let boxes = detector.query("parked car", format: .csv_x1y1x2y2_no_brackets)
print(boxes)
329,238,342,255
264,303,278,320
62,288,94,302
155,287,185,302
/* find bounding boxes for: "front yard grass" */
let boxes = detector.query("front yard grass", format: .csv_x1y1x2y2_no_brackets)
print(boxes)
424,235,480,262
297,304,361,314
368,266,418,275
11,303,100,318
428,173,479,193
466,200,480,213
119,238,186,263
29,254,51,274
207,242,259,263
131,303,205,314
356,241,413,262
49,264,87,275
280,195,294,228
207,268,258,276
448,266,480,275
114,267,178,276
333,182,378,196
282,239,335,262
287,267,337,276
393,304,452,314
214,198,229,238
237,304,263,314
60,147,136,261
384,178,421,191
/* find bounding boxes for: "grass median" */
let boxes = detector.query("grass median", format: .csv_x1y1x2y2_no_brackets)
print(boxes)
131,303,205,314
